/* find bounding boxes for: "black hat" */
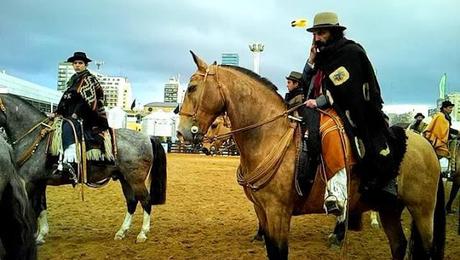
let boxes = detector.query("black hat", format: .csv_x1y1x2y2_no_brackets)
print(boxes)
441,100,455,109
306,12,346,32
414,113,425,119
286,71,302,82
67,52,92,63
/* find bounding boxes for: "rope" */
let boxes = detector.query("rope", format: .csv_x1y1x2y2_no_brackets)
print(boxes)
16,127,52,167
237,126,295,190
207,102,305,142
12,118,50,145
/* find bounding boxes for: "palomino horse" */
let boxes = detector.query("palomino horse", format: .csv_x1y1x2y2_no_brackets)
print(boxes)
0,135,36,259
0,93,167,244
445,139,460,234
176,52,445,259
202,115,233,155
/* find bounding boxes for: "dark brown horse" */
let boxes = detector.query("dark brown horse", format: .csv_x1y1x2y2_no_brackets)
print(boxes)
0,93,167,244
0,135,36,259
176,52,445,259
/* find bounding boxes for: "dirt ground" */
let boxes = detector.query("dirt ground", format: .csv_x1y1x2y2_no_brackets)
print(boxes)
38,153,460,259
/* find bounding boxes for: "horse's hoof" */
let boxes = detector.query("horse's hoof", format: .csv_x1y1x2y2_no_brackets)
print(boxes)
114,230,126,240
371,220,380,229
36,238,45,245
251,234,264,242
136,233,147,243
327,234,342,248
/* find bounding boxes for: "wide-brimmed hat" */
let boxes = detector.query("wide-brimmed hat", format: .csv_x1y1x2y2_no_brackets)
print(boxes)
286,71,302,82
414,113,425,119
67,52,92,63
441,100,455,108
306,12,346,32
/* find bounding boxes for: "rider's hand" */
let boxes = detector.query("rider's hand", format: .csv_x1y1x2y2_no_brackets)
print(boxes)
305,99,317,108
48,112,56,119
308,38,317,65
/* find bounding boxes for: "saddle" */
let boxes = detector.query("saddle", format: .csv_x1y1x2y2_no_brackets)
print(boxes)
48,117,117,163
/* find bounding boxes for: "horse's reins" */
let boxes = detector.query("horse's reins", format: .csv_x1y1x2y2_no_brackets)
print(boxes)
179,65,305,141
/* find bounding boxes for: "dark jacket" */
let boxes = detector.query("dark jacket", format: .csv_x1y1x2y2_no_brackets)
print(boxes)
302,37,394,182
56,70,109,132
284,87,304,108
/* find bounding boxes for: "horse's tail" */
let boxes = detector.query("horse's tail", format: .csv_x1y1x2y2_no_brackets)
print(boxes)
148,137,167,205
0,174,37,260
409,176,445,259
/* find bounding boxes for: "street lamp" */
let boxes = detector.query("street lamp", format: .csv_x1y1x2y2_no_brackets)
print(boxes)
249,43,264,74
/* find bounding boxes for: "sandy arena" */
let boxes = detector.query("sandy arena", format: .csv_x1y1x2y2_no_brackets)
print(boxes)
38,153,460,259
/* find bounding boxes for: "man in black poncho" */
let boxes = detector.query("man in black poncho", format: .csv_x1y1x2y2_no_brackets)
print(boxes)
51,52,109,183
299,12,396,213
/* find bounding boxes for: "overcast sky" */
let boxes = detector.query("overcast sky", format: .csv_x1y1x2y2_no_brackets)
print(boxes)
1,0,459,107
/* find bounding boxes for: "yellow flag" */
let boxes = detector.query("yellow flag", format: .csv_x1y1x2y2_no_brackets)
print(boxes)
291,19,308,28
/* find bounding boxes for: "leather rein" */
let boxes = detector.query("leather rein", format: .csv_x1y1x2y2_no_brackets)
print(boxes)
178,65,305,141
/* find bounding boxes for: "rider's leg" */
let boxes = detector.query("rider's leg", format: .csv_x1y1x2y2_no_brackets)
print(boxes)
324,168,347,218
296,108,320,196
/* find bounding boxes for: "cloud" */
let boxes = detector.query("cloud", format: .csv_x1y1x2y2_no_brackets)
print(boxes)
1,0,459,106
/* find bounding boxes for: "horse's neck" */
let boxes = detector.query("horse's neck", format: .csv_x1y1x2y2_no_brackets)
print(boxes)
224,75,290,168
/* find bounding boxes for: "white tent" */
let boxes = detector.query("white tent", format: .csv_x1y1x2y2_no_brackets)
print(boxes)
141,110,178,138
107,106,127,129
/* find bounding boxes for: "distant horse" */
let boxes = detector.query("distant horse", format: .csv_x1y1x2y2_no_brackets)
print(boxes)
202,115,232,155
176,52,445,260
0,93,167,244
0,135,36,259
445,139,460,234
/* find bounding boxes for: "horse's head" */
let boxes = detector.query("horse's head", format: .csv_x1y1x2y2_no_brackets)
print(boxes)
177,51,226,144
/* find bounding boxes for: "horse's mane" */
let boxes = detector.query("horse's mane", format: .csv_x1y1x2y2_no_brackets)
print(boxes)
5,94,46,117
221,65,284,101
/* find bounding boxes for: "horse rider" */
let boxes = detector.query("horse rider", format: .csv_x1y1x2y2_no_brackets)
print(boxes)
423,100,459,158
423,100,459,213
284,71,322,203
50,51,109,183
284,71,304,107
300,12,396,216
408,112,428,134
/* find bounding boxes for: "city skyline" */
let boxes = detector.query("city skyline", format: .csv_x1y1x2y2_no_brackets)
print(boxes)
1,0,459,106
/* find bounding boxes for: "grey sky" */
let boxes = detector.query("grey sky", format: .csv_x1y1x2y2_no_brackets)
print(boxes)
1,0,459,106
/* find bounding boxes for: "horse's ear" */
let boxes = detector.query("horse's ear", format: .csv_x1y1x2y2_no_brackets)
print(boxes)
190,50,208,72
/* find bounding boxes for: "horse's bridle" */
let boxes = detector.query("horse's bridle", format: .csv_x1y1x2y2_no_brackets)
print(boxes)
178,65,226,136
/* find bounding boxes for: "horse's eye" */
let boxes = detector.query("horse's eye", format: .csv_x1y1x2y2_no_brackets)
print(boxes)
187,84,197,93
211,123,218,129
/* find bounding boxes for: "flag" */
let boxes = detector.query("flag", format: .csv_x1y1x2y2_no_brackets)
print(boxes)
130,99,136,110
438,73,447,99
291,19,308,28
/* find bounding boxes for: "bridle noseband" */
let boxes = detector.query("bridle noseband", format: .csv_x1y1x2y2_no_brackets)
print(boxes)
178,65,226,140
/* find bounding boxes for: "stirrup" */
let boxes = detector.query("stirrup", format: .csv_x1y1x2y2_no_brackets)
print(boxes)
324,195,343,216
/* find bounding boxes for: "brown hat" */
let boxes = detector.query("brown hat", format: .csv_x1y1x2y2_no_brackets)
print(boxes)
306,12,346,32
67,51,92,63
286,71,302,82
